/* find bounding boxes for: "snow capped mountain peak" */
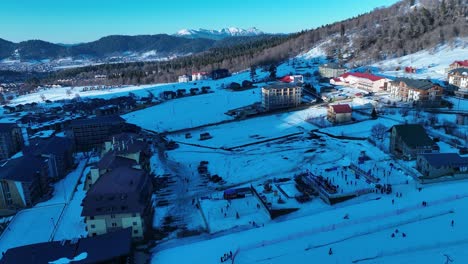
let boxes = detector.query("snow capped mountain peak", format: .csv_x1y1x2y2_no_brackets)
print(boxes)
174,27,265,40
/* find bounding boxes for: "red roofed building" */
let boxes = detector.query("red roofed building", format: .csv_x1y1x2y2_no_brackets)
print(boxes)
327,104,352,123
279,75,304,84
449,60,468,70
330,72,390,92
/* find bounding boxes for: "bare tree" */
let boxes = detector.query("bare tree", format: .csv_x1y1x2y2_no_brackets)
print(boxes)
371,123,388,141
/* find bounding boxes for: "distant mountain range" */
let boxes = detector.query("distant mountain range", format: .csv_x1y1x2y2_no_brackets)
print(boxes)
174,27,264,40
0,27,267,62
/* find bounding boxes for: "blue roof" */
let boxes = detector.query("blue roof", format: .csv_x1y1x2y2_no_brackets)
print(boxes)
420,153,468,168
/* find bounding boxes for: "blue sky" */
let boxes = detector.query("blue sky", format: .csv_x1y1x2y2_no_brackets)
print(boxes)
2,0,399,43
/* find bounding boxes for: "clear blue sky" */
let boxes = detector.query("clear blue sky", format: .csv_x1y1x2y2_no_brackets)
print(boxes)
2,0,400,43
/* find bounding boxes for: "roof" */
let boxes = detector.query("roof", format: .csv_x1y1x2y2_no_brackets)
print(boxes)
449,68,468,76
0,123,18,133
392,124,434,148
341,72,384,82
330,104,352,114
97,153,137,170
420,153,468,168
107,133,150,155
0,228,132,264
392,77,436,90
452,60,468,67
81,166,151,216
70,115,125,127
263,82,299,90
24,136,73,157
0,155,48,183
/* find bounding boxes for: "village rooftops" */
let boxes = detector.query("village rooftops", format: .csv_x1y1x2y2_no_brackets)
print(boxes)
81,166,151,216
392,78,435,90
70,115,125,127
419,153,468,168
108,133,149,154
330,104,352,113
392,124,434,148
263,83,299,90
0,228,132,264
0,155,47,183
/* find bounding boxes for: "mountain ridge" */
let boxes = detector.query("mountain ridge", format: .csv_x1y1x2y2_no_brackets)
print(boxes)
174,27,265,40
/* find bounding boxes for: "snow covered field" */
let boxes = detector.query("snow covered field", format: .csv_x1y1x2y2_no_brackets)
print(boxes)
373,38,468,81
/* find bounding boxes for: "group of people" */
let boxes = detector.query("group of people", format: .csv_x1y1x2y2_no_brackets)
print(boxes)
220,251,233,263
391,229,406,238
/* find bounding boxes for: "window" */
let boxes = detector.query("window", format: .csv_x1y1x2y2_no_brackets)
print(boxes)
90,224,95,228
132,213,137,217
133,230,138,234
90,216,95,220
92,233,97,237
111,214,115,218
133,221,137,226
112,222,117,227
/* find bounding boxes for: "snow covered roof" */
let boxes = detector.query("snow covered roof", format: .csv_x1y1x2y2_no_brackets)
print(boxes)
449,68,468,76
419,153,468,168
0,228,132,264
263,83,299,90
0,155,48,183
330,104,352,114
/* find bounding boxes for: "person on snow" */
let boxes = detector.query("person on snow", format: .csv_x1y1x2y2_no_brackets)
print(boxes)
329,248,333,255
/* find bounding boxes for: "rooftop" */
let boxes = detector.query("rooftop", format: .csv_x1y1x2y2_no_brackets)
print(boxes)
320,63,345,69
330,104,352,114
24,136,73,157
452,60,468,67
392,77,436,90
341,72,384,82
81,166,151,216
449,68,468,76
0,123,18,133
70,115,125,127
0,228,132,264
263,82,300,90
0,155,48,183
420,153,468,168
392,124,434,148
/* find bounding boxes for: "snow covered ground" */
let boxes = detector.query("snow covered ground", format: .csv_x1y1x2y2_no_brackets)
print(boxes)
373,38,468,81
0,158,88,254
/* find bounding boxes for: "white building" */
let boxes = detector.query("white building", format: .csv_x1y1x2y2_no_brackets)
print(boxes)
178,75,191,83
192,72,209,81
330,72,390,92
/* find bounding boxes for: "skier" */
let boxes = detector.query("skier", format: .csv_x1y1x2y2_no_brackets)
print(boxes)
402,233,406,238
392,199,394,205
391,233,395,238
451,220,454,227
329,248,333,255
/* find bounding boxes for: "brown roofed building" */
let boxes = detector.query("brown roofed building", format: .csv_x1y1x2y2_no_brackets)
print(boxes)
388,78,443,106
81,166,153,240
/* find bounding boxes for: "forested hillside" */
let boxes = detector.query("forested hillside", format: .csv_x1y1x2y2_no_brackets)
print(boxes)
44,0,468,85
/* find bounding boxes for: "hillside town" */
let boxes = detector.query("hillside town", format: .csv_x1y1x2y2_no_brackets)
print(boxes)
0,41,467,262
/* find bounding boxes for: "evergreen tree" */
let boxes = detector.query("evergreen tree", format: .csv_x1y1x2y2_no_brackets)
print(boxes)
250,65,257,81
268,65,277,79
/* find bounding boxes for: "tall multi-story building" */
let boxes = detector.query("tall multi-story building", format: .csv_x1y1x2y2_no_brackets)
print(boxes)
70,115,125,151
0,123,24,160
261,83,302,111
